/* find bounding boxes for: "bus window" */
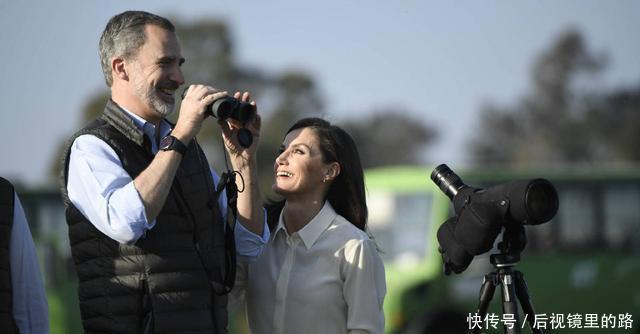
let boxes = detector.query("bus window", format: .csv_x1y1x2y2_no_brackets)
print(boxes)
557,186,597,249
367,192,433,265
603,184,640,251
525,217,554,252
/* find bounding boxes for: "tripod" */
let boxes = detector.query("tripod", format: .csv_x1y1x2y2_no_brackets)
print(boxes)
470,225,543,334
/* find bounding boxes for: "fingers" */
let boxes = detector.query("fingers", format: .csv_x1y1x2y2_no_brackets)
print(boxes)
187,87,252,102
251,114,262,132
233,91,253,103
184,84,226,102
201,90,228,105
222,118,243,131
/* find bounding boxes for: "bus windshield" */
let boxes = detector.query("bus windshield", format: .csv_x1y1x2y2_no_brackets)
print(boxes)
367,191,434,265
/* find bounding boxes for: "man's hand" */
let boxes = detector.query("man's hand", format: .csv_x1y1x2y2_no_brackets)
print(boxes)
172,84,228,144
219,91,264,237
219,91,261,169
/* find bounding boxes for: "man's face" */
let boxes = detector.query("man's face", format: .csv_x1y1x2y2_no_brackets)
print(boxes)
128,25,185,118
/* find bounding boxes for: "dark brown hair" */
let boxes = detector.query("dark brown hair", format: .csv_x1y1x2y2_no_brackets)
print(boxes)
266,118,368,231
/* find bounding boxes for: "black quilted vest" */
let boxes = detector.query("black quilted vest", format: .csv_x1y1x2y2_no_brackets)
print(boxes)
0,177,18,334
61,100,232,333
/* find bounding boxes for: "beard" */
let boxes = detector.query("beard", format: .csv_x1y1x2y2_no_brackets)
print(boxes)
149,92,175,117
129,63,176,118
133,80,176,118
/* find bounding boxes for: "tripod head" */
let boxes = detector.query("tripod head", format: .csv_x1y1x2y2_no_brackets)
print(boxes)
472,224,545,334
490,224,527,268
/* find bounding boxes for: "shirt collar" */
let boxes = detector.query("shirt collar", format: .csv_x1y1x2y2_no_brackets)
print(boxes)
120,107,172,145
274,201,338,250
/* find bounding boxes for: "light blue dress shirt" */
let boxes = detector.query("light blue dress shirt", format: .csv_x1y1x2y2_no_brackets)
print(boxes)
66,107,268,260
12,193,50,333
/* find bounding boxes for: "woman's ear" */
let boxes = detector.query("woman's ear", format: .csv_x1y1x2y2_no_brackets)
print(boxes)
325,162,341,182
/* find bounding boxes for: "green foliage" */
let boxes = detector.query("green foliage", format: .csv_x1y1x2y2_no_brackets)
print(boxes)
470,29,640,167
342,110,438,168
81,93,110,125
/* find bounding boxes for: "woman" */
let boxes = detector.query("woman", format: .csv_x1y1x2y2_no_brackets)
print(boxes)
235,117,386,334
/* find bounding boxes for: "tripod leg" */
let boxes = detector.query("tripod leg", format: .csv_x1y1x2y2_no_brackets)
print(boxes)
514,270,543,334
499,269,522,334
469,272,497,334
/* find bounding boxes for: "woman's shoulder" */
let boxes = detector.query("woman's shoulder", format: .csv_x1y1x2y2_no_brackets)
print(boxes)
330,215,382,270
330,214,374,244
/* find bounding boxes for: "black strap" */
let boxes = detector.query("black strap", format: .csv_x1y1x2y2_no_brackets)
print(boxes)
169,168,237,296
213,171,238,295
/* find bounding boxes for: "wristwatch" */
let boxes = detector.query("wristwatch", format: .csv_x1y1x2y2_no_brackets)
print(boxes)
159,135,187,155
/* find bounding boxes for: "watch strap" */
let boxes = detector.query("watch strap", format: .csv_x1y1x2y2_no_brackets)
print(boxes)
161,135,187,155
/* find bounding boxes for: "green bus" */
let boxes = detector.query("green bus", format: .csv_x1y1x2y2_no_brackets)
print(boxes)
365,166,640,333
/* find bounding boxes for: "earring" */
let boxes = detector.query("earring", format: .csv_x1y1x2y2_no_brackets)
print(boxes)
322,176,329,183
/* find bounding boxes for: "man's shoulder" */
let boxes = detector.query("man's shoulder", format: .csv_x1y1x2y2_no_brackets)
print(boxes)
62,116,120,169
0,177,15,224
0,176,13,190
73,117,111,138
0,176,14,202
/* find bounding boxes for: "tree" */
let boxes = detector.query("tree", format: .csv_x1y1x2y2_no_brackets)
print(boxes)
468,29,639,167
341,109,438,168
585,86,640,162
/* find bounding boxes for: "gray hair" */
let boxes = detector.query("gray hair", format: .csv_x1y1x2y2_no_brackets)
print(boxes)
98,11,175,86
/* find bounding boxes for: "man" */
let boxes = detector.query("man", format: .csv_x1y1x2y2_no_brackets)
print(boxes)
0,177,49,334
60,11,267,333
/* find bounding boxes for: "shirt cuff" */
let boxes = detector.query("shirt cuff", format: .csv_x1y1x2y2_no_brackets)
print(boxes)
109,181,156,237
234,208,270,263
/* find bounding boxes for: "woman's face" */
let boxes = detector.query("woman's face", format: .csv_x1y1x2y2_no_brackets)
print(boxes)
273,127,334,199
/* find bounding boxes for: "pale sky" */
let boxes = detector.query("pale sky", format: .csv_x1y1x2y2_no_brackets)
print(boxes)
1,0,639,186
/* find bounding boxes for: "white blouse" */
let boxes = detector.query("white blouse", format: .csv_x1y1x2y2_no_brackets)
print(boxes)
234,201,386,334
